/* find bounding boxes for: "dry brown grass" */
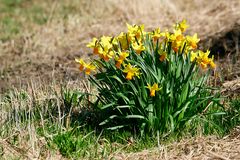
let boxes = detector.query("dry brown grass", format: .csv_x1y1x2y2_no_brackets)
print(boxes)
0,0,239,91
0,0,240,159
113,129,240,160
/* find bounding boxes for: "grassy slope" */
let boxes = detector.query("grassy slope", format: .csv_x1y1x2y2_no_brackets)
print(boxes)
0,0,239,91
0,0,240,159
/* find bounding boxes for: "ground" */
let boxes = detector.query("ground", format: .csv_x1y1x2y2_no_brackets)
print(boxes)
0,0,240,159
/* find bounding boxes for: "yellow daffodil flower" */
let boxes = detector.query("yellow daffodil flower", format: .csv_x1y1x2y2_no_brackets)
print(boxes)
186,33,200,50
99,50,115,62
132,42,145,54
75,58,86,71
127,23,145,40
152,28,161,41
175,20,189,32
171,29,184,42
147,83,161,97
170,29,184,52
159,52,167,62
112,37,119,46
86,38,100,55
117,32,129,50
86,38,98,48
115,51,129,68
190,51,198,62
75,58,96,75
84,63,96,75
123,63,141,80
197,50,210,64
209,55,216,69
100,36,113,51
195,50,216,69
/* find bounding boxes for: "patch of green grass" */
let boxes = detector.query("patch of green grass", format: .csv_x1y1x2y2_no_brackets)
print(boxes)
0,0,49,41
0,0,24,7
49,127,158,159
0,17,21,41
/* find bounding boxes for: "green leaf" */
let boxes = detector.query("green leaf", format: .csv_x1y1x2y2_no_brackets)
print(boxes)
99,115,118,126
125,115,145,119
101,102,115,110
179,82,189,106
107,125,126,130
116,105,132,109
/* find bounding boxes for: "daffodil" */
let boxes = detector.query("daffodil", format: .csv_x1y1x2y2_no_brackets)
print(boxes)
100,36,113,51
115,51,129,68
147,83,161,97
195,50,215,69
87,38,100,55
84,63,96,75
159,52,167,62
190,51,198,62
111,37,119,46
151,28,161,41
132,42,145,54
99,50,115,62
122,63,141,80
170,29,184,52
160,30,170,42
186,33,200,50
127,23,145,40
170,29,184,42
197,50,210,64
75,58,86,71
209,55,216,69
175,20,189,32
117,32,129,50
86,38,98,48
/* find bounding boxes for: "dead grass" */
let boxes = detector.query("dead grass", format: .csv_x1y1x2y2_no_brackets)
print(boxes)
0,0,240,91
0,0,240,159
113,129,240,160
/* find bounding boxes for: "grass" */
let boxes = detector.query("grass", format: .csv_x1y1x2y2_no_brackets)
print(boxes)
0,81,239,159
0,83,160,159
0,0,240,159
0,0,239,92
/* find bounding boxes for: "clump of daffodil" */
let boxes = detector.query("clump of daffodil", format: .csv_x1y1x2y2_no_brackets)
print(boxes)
122,63,141,80
74,20,221,136
147,83,161,97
